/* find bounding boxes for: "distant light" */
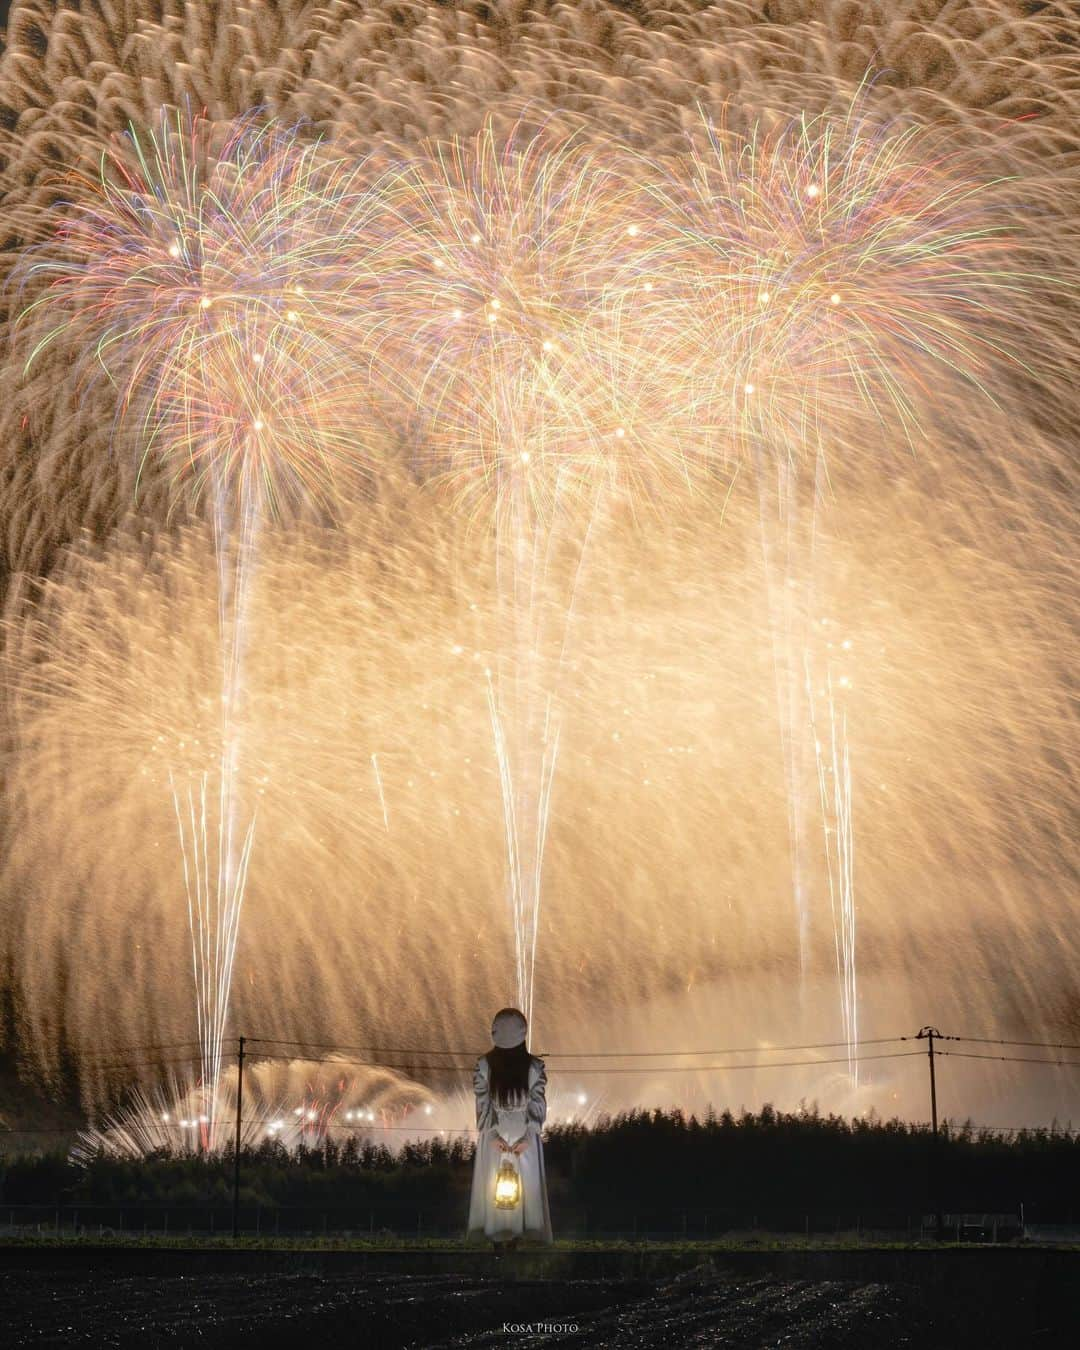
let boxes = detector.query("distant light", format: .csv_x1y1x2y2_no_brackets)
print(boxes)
842,639,852,650
490,298,501,310
541,339,554,352
830,292,841,305
306,1110,316,1122
614,426,626,438
520,451,530,463
470,232,482,244
806,183,820,199
199,296,212,310
643,281,654,292
252,418,265,432
577,1093,587,1106
167,243,181,258
251,352,263,364
744,382,755,395
759,292,771,305
285,310,299,323
626,224,641,237
424,1104,433,1116
294,1107,303,1116
452,308,464,320
161,1113,170,1123
366,1111,375,1122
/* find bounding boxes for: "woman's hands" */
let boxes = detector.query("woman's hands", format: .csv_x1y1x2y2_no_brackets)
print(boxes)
495,1136,528,1155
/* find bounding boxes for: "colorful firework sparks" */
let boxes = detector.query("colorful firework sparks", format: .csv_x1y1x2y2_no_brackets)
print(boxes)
379,119,692,521
638,106,1026,470
613,105,1034,1056
14,109,406,1140
18,109,392,515
371,121,694,1023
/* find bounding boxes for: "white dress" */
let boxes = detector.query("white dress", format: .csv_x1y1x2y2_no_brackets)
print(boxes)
467,1054,553,1243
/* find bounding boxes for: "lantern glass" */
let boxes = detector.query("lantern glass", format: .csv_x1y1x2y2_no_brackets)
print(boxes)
494,1158,522,1209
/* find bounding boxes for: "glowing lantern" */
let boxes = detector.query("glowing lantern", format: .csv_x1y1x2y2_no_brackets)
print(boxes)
494,1159,522,1209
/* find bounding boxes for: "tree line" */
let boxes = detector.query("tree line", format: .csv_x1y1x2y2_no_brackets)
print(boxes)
3,1106,1077,1227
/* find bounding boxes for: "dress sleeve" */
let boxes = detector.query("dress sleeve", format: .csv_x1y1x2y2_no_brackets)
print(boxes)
527,1056,548,1129
474,1055,495,1131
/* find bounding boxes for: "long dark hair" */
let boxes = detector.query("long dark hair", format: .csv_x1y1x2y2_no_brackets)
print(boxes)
487,1043,531,1107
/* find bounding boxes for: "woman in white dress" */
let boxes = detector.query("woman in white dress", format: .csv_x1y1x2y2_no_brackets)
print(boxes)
467,1007,553,1245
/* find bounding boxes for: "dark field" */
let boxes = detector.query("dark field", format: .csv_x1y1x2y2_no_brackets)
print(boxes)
0,1268,937,1348
3,1249,1077,1348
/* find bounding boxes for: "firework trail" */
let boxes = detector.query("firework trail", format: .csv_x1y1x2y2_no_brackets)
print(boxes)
0,3,1077,1134
16,109,390,1141
3,479,1076,1130
377,120,684,1025
807,633,857,1080
641,103,1034,1056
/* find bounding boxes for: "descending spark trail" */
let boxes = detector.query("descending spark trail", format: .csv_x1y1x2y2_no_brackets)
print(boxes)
808,643,857,1083
169,772,256,1147
753,456,821,983
644,104,1026,1059
380,122,680,1025
371,753,390,833
2,2,1077,1140
17,110,384,1138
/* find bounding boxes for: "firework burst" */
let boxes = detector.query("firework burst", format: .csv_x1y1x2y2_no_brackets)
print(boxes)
72,1056,437,1163
624,104,1037,1050
641,106,1026,470
375,120,691,1023
0,3,1077,1138
14,110,401,1141
17,109,393,512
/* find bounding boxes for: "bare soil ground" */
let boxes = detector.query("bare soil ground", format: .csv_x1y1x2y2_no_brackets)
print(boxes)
2,1262,1062,1348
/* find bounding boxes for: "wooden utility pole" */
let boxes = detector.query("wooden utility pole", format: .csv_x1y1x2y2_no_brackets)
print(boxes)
917,1026,943,1239
232,1035,245,1238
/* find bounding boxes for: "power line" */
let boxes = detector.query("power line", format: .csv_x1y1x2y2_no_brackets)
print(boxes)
250,1048,926,1074
939,1050,1080,1069
81,1042,204,1058
950,1036,1080,1053
243,1034,908,1059
527,1051,927,1075
83,1055,207,1072
43,1032,1080,1082
96,1031,1080,1060
542,1037,909,1058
